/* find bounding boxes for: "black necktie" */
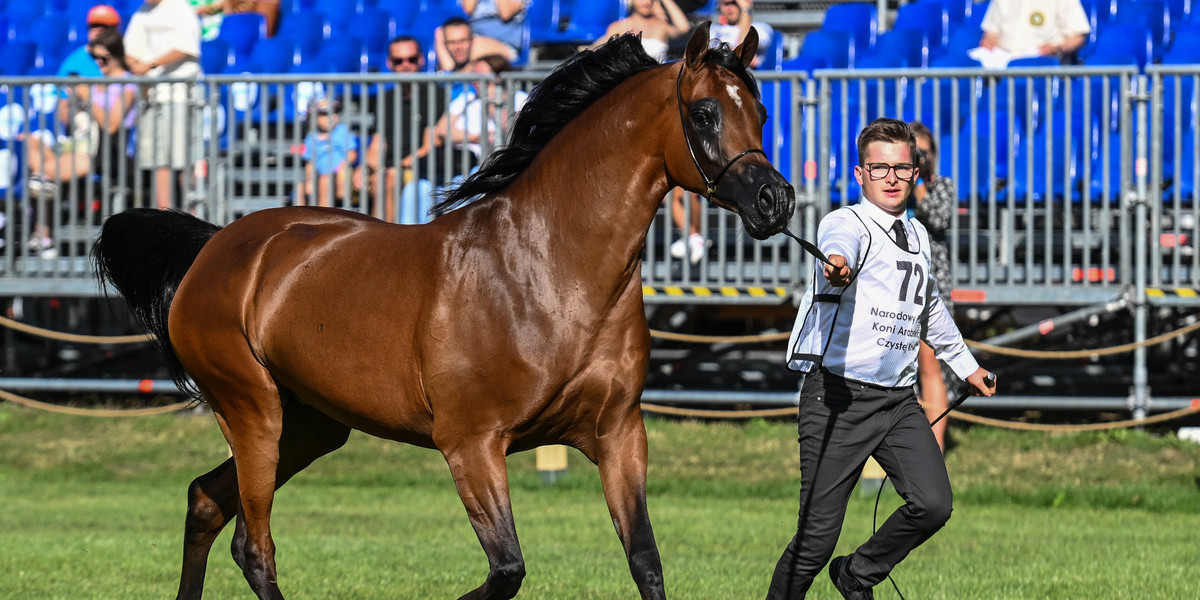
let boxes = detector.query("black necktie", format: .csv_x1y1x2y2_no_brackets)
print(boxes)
891,220,909,251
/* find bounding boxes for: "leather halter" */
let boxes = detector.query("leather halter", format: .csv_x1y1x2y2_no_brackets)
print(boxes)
674,61,768,201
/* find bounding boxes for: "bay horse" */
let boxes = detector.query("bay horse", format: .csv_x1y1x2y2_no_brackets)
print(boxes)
93,25,793,600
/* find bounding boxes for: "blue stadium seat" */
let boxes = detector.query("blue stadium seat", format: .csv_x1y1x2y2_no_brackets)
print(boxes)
903,56,979,133
351,8,394,56
0,40,39,76
527,0,563,45
1158,66,1194,181
867,28,928,69
1161,0,1191,22
284,11,328,58
1114,0,1171,61
315,0,358,31
893,1,949,54
759,80,796,180
798,29,854,69
938,20,984,63
200,38,233,74
14,14,73,54
1081,0,1118,23
926,0,974,25
539,0,621,46
821,2,877,53
217,13,267,65
246,36,296,73
995,56,1060,130
780,55,828,76
314,36,365,72
6,0,50,36
380,0,420,22
1086,22,1153,68
957,110,1022,198
1011,110,1088,202
756,30,784,70
690,0,719,15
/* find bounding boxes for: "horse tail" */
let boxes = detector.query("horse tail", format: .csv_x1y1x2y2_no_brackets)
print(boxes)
92,209,222,399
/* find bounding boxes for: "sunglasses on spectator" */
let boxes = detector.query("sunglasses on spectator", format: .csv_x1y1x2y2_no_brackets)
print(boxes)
388,55,421,65
89,52,112,65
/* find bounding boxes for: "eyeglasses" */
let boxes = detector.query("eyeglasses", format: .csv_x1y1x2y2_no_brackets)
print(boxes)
444,37,472,46
861,162,917,181
89,52,112,65
388,55,421,66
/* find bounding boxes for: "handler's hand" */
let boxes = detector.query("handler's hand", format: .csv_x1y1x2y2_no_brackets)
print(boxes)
966,369,997,397
823,254,851,287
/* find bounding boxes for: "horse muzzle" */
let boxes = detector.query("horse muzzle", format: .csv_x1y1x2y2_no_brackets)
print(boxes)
716,163,795,240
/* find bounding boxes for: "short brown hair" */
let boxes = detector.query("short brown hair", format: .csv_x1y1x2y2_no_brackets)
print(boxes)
857,118,917,165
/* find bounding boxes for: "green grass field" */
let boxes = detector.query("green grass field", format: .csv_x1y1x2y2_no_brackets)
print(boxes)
2,402,1199,599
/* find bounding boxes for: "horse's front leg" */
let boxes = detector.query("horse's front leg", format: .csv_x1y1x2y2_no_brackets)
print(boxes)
439,432,526,600
594,407,666,600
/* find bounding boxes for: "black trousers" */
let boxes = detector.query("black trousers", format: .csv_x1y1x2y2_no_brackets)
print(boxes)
765,369,952,599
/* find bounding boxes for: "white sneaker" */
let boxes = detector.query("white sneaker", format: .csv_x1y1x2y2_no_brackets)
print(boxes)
670,237,687,259
39,246,59,259
686,233,709,265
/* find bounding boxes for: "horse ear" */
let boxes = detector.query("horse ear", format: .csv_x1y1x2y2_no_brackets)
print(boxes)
735,27,759,69
684,21,712,70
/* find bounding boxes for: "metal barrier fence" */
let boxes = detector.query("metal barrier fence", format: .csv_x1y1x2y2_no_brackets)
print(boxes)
0,67,1196,308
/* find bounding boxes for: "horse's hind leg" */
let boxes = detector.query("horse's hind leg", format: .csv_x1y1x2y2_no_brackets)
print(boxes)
589,409,665,600
439,432,525,600
176,396,351,600
177,456,237,600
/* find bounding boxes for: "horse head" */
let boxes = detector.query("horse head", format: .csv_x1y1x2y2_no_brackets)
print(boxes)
667,23,795,240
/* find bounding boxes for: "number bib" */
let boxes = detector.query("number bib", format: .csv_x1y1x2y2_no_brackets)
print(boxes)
787,204,931,387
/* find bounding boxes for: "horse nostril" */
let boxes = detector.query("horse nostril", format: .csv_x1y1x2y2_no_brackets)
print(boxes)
757,184,776,214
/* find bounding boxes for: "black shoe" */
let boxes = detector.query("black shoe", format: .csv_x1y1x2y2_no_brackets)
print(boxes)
829,555,874,600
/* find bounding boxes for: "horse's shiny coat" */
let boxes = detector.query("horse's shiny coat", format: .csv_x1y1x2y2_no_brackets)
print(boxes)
94,25,793,600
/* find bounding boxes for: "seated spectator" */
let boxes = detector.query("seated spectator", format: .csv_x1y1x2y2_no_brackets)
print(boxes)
354,35,447,223
25,28,138,259
57,5,123,78
973,0,1090,68
434,0,527,71
401,55,522,220
591,0,691,62
297,98,358,209
451,55,527,163
709,0,774,68
193,0,280,39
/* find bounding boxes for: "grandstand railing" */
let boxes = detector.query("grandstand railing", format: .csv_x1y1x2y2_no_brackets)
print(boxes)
0,67,1195,311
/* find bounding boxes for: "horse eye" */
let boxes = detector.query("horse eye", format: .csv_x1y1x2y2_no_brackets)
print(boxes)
691,109,714,128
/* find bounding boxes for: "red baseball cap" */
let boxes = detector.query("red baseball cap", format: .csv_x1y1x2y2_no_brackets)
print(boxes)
87,5,122,27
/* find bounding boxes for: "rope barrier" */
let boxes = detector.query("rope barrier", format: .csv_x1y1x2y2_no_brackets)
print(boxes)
640,403,799,419
964,319,1200,359
5,311,1198,359
648,329,790,344
947,405,1200,432
648,319,1200,359
0,315,152,345
0,387,194,417
639,401,1200,431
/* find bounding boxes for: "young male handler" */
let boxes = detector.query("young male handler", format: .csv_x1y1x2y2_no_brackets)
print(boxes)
766,118,997,600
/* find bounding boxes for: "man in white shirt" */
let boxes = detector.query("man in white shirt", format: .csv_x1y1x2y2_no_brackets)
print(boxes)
977,0,1091,65
766,118,995,600
124,0,203,209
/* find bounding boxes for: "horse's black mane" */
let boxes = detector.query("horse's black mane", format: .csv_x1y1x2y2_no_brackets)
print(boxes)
434,33,758,212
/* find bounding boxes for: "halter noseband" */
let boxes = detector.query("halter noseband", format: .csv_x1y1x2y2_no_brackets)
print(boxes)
675,61,767,201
